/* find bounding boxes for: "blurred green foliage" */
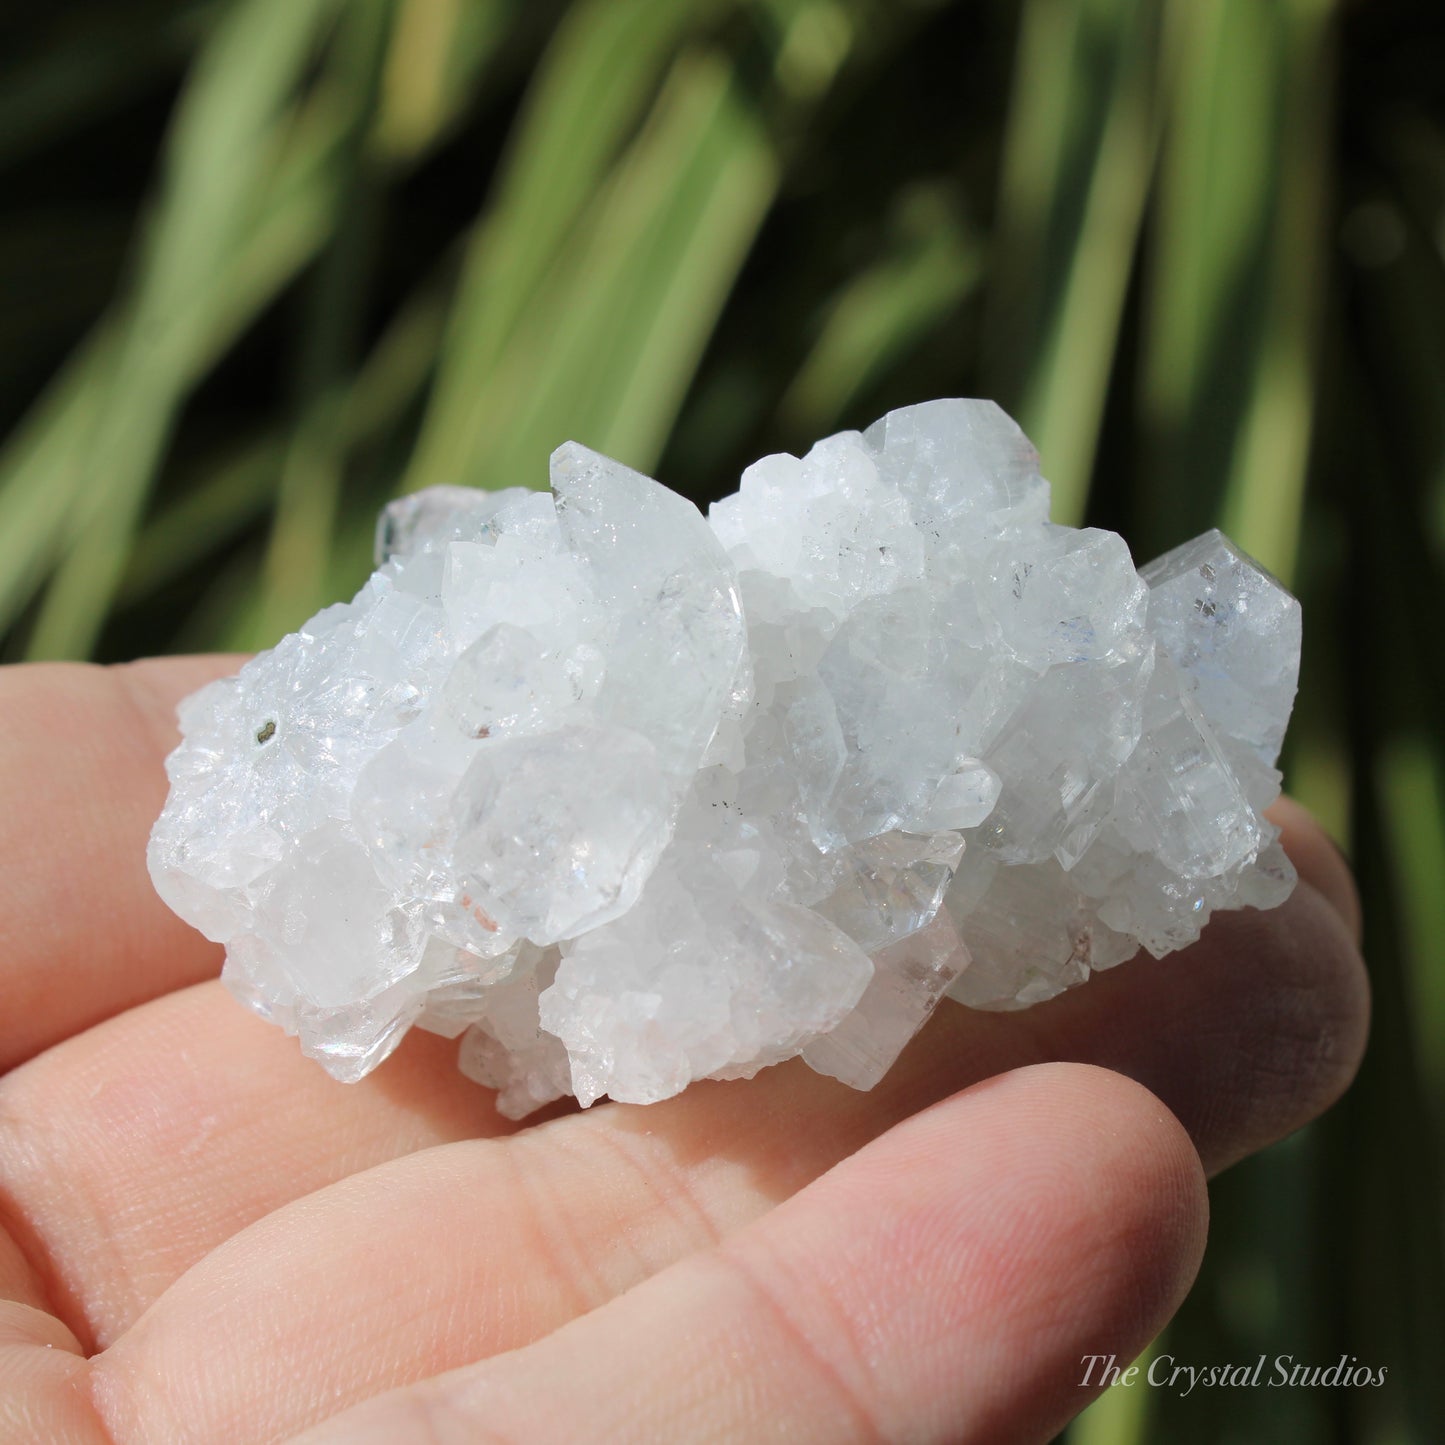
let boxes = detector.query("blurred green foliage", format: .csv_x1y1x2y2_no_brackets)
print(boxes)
2,1,1442,1438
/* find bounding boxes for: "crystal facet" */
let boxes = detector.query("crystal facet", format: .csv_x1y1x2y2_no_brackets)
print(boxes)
149,400,1301,1109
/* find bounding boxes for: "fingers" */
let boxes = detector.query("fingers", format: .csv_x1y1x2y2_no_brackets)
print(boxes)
1019,871,1369,1175
82,855,1357,1444
1268,794,1362,944
0,657,241,1072
88,1115,750,1445
21,801,1362,1444
0,980,528,1349
282,1065,1207,1445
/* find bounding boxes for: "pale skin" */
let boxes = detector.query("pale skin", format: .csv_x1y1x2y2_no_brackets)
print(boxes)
0,657,1368,1444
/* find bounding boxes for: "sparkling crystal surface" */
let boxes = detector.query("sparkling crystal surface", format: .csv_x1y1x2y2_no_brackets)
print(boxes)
149,400,1300,1109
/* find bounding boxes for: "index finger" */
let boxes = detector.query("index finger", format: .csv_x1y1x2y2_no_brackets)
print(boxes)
0,656,241,1071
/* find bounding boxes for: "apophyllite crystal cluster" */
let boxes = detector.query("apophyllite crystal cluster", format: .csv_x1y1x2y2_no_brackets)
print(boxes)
148,400,1301,1114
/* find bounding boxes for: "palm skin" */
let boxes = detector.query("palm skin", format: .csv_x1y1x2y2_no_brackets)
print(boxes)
0,658,1367,1444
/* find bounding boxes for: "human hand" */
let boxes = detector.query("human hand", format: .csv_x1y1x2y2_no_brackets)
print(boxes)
0,657,1367,1444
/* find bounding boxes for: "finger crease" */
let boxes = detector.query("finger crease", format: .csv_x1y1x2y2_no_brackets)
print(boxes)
581,1120,726,1264
0,1109,100,1353
500,1140,611,1323
712,1242,890,1445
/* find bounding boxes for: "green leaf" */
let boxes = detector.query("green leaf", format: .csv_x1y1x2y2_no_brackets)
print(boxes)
16,0,342,659
375,0,513,158
116,439,284,605
247,0,399,649
444,49,777,490
987,0,1165,525
402,0,729,494
781,184,984,437
1215,0,1337,585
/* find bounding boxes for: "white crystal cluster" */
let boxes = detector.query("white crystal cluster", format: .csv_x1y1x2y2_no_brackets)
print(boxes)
148,400,1300,1113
